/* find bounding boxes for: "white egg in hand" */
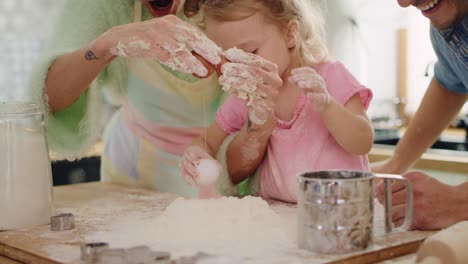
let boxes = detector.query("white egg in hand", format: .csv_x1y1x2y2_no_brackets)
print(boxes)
196,159,221,186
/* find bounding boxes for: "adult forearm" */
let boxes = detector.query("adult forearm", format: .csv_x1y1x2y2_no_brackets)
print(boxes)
390,79,467,173
45,43,115,112
458,182,468,221
321,99,373,155
226,119,274,184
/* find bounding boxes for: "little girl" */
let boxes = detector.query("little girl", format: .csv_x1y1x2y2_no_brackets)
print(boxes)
180,0,374,203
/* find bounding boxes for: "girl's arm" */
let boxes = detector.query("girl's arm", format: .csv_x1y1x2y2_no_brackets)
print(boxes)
195,122,230,158
320,94,374,155
289,66,373,155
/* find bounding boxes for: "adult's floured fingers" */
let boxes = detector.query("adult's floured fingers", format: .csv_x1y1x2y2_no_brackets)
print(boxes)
224,47,277,72
173,22,222,65
221,63,263,82
189,38,222,66
155,40,208,76
192,53,215,78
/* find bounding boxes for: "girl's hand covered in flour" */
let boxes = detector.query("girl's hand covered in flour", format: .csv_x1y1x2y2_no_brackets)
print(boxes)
219,48,282,125
92,15,222,77
180,145,222,186
289,67,330,112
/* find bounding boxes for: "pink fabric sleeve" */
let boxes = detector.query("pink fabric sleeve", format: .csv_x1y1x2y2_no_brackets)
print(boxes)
215,95,248,134
317,61,373,109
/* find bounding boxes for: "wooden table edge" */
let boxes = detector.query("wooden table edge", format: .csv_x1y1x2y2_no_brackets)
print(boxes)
326,239,424,264
0,242,61,264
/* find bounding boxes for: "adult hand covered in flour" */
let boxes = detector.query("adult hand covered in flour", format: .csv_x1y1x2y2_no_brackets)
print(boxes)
289,67,330,112
220,48,282,125
95,15,222,77
180,145,222,186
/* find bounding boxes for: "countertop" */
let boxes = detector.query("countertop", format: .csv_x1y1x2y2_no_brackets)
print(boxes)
0,182,433,264
370,128,468,175
65,128,468,172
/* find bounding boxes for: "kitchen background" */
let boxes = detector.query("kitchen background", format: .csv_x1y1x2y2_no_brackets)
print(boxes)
0,0,466,185
0,0,446,125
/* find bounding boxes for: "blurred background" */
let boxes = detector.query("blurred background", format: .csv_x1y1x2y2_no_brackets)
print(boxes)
1,0,466,185
0,0,63,101
1,0,451,126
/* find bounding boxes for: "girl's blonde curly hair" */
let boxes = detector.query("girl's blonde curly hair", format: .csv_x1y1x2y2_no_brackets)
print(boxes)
186,0,330,66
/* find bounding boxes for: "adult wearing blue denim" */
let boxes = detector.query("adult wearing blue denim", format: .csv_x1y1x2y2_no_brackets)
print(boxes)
373,0,468,230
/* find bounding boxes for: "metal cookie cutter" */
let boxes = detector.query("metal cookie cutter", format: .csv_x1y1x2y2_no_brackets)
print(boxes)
80,242,109,261
50,213,75,231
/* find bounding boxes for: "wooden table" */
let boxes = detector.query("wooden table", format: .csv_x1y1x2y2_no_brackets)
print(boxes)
0,183,432,264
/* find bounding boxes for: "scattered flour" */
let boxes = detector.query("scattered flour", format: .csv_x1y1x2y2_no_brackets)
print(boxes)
85,196,300,262
42,244,80,263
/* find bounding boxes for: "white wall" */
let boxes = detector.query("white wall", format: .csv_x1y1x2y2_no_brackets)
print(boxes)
406,8,437,114
326,0,437,120
0,0,445,119
0,0,63,101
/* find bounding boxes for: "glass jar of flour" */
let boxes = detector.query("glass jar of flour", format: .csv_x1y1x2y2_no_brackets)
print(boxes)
0,102,53,230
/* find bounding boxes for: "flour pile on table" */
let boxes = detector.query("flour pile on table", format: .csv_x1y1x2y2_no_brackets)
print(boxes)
86,196,299,261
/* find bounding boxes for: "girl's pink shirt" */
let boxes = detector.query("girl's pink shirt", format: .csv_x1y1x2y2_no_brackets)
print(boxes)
215,61,373,203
